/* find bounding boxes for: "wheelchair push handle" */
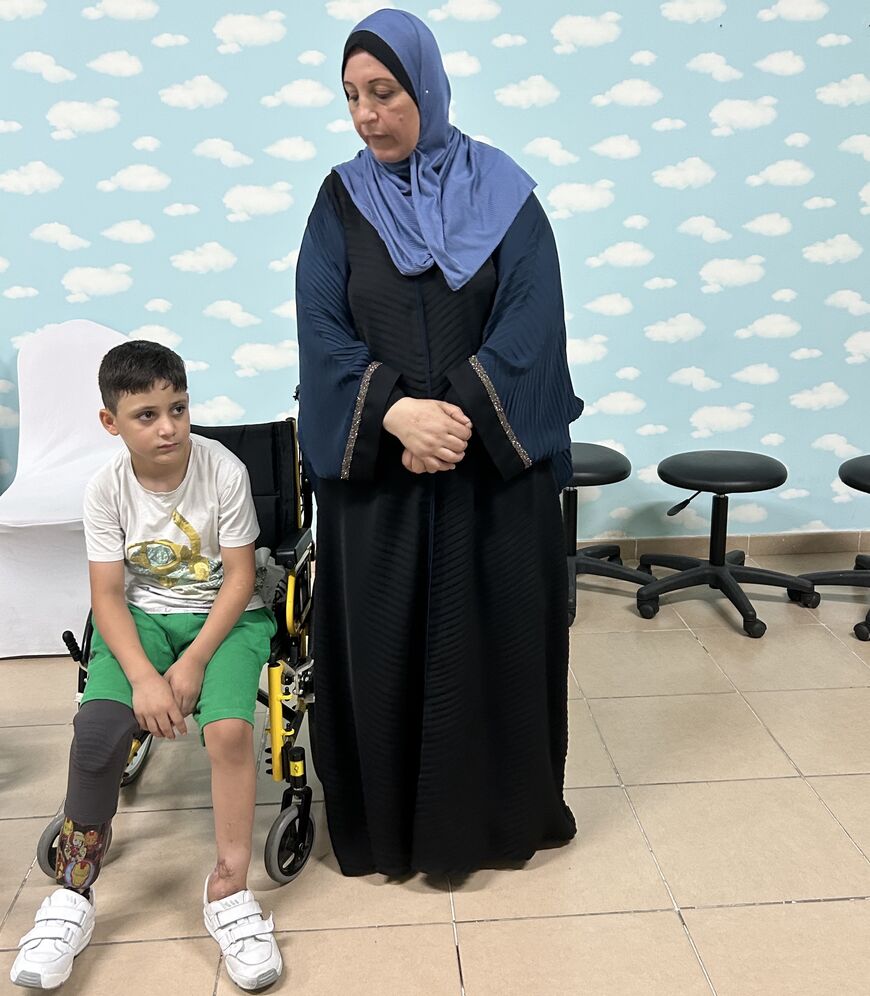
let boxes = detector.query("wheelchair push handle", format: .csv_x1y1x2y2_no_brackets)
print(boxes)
62,630,83,663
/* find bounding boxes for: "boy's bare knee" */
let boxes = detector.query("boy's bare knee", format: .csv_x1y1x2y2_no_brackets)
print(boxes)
204,718,253,762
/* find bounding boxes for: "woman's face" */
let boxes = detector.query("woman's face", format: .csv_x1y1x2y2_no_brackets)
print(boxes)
343,50,420,163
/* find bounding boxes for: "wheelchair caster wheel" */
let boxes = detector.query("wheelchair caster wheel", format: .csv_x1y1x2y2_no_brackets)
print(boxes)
744,618,767,639
37,814,113,880
637,599,659,620
120,732,153,787
264,805,316,885
854,622,870,642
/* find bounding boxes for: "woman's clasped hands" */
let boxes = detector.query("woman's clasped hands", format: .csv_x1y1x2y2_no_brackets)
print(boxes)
383,396,472,474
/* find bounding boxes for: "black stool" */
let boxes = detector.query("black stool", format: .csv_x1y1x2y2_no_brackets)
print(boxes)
563,442,651,625
795,455,870,641
636,450,819,638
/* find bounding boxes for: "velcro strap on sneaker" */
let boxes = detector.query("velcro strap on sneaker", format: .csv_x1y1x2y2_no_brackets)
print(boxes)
214,900,264,928
19,923,77,947
35,906,88,927
218,915,275,952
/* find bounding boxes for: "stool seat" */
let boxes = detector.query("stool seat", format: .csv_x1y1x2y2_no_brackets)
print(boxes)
570,442,631,488
840,455,870,494
658,450,787,494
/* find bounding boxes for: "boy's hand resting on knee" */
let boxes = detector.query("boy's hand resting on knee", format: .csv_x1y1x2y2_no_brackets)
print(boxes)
165,654,206,719
132,672,188,739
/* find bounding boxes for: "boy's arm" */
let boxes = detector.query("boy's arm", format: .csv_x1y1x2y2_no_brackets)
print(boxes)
89,561,187,738
164,543,257,717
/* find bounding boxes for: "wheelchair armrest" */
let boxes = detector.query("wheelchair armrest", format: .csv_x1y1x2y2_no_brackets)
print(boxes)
275,527,313,570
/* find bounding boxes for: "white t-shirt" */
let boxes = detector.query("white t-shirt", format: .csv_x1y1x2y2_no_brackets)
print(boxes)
83,434,265,614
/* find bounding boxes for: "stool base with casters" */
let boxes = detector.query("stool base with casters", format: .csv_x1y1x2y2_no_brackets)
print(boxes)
635,450,820,638
563,443,652,625
797,554,870,641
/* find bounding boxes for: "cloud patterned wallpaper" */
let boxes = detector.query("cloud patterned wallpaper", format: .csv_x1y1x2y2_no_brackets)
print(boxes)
0,0,867,539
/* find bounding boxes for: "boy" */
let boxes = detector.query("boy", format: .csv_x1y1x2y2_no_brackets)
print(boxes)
11,341,282,991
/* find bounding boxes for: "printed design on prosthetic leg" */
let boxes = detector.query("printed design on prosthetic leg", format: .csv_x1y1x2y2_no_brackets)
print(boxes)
56,817,110,893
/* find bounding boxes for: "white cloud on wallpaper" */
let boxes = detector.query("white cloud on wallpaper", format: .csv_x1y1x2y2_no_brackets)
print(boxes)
262,79,335,108
31,222,90,250
547,180,614,219
0,120,22,132
223,182,293,222
170,242,236,273
442,51,481,76
0,161,63,193
803,195,835,209
755,51,805,75
83,0,158,20
97,164,170,192
678,216,731,243
669,367,720,391
523,138,577,165
746,159,813,186
812,434,861,459
660,0,725,23
194,138,253,167
735,313,800,339
3,286,38,299
102,220,154,243
709,97,777,136
839,134,870,161
160,76,228,109
133,136,159,151
585,392,646,416
163,202,198,216
551,13,621,53
732,363,779,385
0,0,46,18
592,79,662,107
129,324,180,347
268,250,299,272
791,347,821,359
802,234,863,264
265,137,317,161
630,50,656,66
816,74,870,107
566,335,607,365
152,33,188,47
624,215,649,230
687,52,741,82
645,277,677,289
586,242,653,268
645,313,704,342
845,331,870,364
743,212,792,236
213,12,286,55
299,50,326,66
817,33,850,47
825,290,870,316
690,403,754,438
62,263,132,303
232,341,298,378
591,135,640,159
652,118,685,131
789,382,848,410
47,98,120,140
758,0,828,21
87,50,142,76
204,300,261,328
495,76,559,108
652,157,715,189
785,132,810,147
13,51,75,82
145,298,171,312
584,293,633,316
492,33,525,47
429,0,499,21
700,255,765,293
190,396,245,424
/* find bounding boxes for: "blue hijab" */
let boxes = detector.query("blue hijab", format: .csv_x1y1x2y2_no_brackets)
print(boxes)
334,8,536,292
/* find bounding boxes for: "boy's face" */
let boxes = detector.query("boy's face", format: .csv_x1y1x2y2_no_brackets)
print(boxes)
100,380,191,471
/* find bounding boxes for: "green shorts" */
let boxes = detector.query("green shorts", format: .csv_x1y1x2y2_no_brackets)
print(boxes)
81,604,277,737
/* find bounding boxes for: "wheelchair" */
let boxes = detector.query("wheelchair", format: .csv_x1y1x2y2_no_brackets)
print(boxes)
36,418,317,886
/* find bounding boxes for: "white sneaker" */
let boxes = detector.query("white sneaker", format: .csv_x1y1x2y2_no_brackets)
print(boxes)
10,888,95,990
203,879,283,991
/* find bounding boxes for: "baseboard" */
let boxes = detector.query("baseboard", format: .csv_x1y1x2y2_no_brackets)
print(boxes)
578,530,868,560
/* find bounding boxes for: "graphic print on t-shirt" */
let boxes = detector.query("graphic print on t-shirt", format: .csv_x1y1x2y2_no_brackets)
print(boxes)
126,508,222,591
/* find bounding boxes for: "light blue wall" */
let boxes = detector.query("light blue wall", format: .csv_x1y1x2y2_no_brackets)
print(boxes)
1,0,867,537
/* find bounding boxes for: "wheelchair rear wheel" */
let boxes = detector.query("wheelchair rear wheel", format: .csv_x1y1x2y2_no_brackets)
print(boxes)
36,813,113,880
264,804,316,885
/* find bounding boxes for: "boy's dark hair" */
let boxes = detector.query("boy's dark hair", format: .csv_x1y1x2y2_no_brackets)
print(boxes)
99,340,187,413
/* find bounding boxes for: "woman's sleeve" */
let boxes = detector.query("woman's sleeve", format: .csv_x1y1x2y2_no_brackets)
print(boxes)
446,193,583,482
296,175,402,483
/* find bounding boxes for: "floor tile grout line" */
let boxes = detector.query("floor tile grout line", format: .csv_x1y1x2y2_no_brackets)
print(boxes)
577,696,719,996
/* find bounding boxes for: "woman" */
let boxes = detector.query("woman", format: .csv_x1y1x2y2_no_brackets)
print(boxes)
296,8,583,877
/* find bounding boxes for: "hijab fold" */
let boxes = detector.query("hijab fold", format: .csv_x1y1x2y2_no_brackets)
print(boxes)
334,9,535,292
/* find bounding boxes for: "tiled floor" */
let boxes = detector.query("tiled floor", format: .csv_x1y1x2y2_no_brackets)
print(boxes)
2,552,870,995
